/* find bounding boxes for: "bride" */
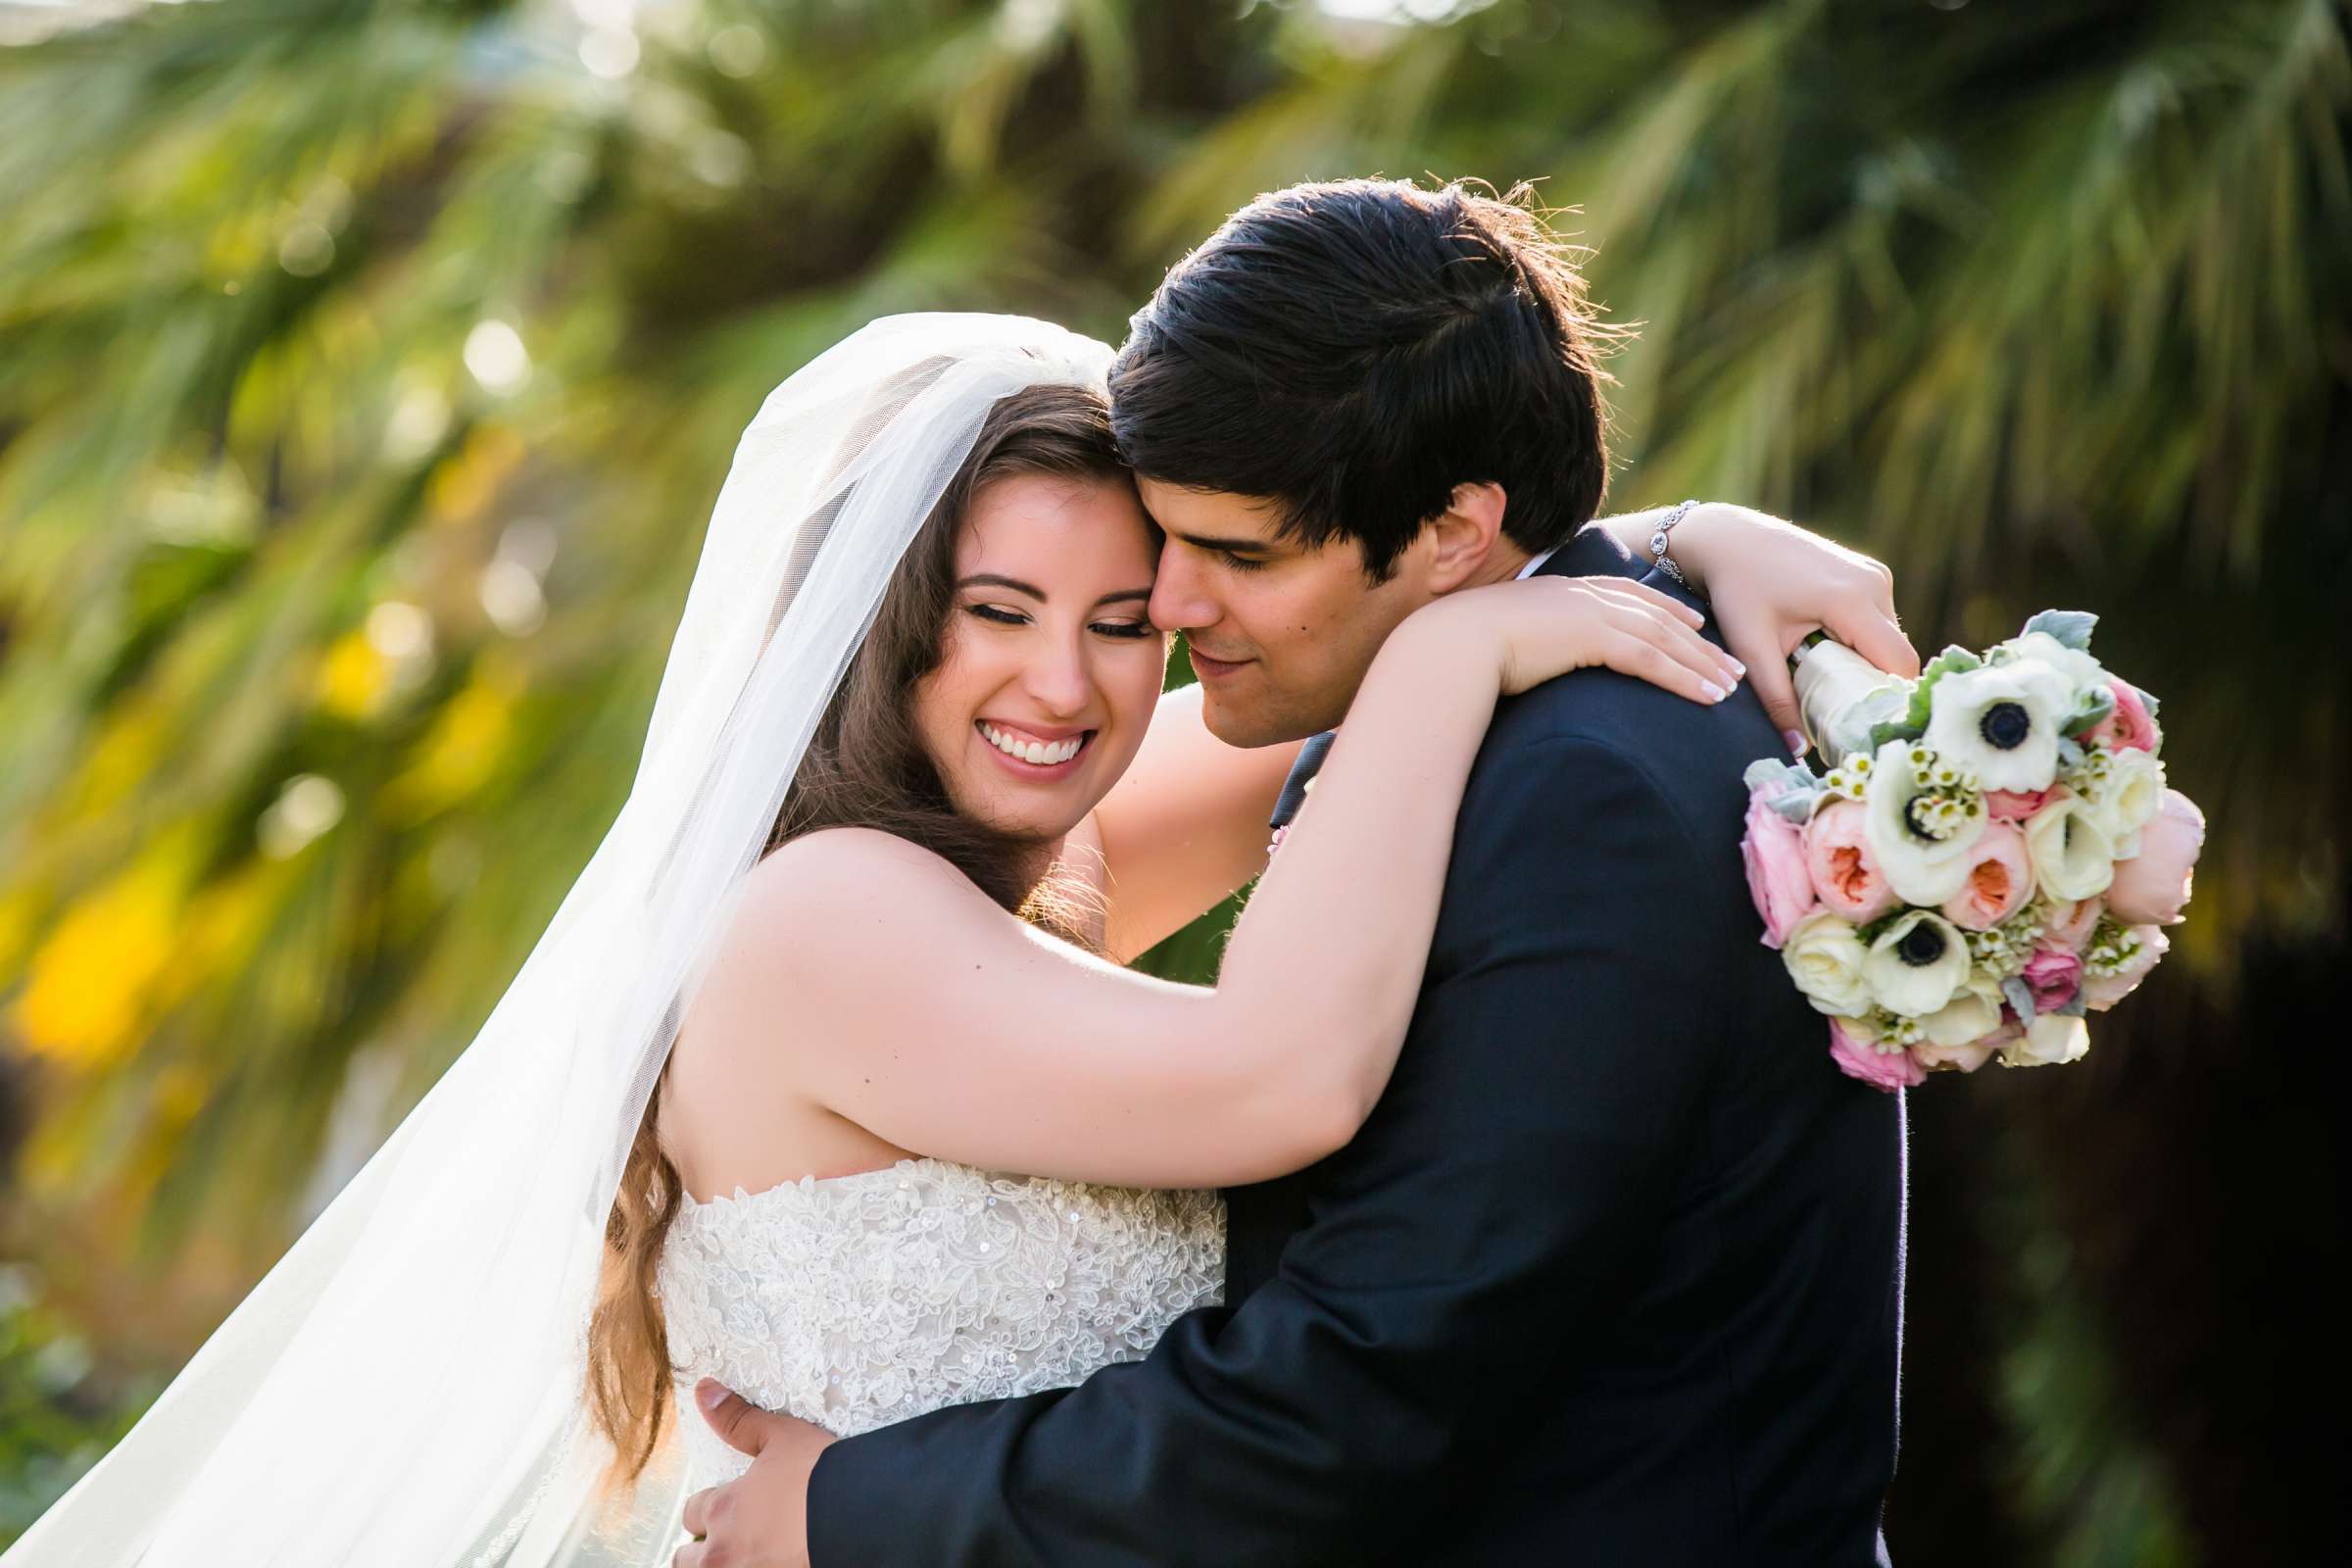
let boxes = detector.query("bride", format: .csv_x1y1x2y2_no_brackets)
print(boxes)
3,314,1896,1564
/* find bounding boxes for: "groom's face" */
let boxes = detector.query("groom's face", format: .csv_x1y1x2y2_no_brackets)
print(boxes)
1140,478,1434,748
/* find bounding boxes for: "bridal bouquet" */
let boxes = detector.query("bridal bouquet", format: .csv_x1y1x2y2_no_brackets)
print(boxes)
1740,612,2203,1091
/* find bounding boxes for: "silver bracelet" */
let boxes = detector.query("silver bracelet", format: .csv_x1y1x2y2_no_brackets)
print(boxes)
1647,499,1699,586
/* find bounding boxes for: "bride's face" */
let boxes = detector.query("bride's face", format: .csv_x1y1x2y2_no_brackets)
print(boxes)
914,472,1167,839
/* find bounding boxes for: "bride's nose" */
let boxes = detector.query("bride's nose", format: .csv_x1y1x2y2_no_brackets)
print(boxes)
1020,630,1096,718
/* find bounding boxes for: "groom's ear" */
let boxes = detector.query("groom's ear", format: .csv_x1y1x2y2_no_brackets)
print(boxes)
1423,481,1510,593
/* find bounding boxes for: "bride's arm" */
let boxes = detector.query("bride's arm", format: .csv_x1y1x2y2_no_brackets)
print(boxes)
688,576,1737,1192
1598,503,1922,748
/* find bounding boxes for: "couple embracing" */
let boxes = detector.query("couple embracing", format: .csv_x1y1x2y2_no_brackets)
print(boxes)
8,179,1913,1568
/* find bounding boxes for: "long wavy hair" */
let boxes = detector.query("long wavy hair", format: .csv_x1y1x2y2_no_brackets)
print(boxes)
584,381,1135,1490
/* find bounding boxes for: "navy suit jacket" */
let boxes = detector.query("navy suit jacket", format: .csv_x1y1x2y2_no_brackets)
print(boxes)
807,524,1904,1564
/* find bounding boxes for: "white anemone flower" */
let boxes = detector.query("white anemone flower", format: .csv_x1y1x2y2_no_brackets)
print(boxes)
2002,630,2109,701
1862,740,1988,906
1861,908,1973,1017
2023,791,2117,901
1921,659,2075,794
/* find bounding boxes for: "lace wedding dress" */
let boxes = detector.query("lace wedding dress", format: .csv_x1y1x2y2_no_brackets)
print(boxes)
658,1157,1226,1488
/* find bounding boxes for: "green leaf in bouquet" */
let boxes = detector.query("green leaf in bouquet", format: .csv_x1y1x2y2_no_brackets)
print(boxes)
2130,682,2162,722
2021,609,2099,653
1866,644,1983,754
2062,684,2117,739
1866,719,1913,753
1856,908,1906,948
2053,990,2088,1019
1742,757,1827,823
2001,975,2037,1020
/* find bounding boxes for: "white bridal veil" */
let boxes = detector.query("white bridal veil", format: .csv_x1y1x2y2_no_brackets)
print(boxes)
3,314,1116,1566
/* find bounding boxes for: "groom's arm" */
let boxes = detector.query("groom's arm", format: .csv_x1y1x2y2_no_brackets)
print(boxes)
807,722,1723,1566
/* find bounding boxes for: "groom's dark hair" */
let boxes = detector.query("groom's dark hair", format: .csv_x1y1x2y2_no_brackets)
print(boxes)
1109,177,1616,580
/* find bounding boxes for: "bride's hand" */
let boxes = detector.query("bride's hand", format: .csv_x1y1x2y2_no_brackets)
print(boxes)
1409,574,1746,705
1659,504,1920,753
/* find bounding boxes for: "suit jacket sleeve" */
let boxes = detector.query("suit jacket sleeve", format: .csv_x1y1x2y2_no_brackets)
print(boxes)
807,730,1725,1565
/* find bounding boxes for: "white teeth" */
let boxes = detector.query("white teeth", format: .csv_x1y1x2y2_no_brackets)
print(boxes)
982,724,1082,766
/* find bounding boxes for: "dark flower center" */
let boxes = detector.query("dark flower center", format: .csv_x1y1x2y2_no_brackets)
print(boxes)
1896,922,1948,967
1979,701,2032,750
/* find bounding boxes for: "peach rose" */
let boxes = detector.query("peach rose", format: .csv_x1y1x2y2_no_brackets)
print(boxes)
1940,820,2034,931
1742,787,1820,949
1829,1017,1924,1092
2043,895,2105,953
1802,800,1900,924
2104,788,2204,925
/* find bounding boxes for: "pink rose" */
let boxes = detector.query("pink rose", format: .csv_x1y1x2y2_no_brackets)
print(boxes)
1829,1018,1924,1092
1741,788,1820,949
1984,786,2055,822
1940,820,2034,931
2086,681,2159,754
2043,895,2105,953
2104,788,2205,925
1802,800,1899,924
2021,942,2083,1013
2082,924,2170,1010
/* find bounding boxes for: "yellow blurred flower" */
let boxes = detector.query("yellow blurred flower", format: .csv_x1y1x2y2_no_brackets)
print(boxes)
426,423,526,525
10,843,196,1067
382,662,520,821
315,628,395,719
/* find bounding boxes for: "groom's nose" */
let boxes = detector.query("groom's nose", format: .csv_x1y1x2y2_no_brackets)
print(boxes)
1148,545,1218,633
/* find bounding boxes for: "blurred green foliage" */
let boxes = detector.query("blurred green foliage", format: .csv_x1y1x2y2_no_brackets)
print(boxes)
0,0,2342,1559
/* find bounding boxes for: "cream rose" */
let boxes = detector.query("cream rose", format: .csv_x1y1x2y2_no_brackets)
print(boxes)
2022,790,2116,903
1917,981,2004,1052
2000,1010,2090,1067
2080,746,2165,856
1782,911,1874,1018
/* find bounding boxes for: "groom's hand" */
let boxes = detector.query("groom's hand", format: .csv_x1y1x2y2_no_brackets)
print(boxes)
673,1379,834,1568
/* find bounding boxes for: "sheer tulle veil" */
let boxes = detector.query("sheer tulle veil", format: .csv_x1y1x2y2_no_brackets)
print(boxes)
2,314,1116,1566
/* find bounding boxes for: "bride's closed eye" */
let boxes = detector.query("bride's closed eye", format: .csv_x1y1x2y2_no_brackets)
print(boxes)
963,603,1157,640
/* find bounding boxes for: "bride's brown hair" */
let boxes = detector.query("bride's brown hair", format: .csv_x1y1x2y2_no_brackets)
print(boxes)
584,381,1136,1491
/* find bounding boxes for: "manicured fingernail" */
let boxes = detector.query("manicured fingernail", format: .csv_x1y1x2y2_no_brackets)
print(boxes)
697,1379,726,1410
1701,679,1728,703
1784,729,1809,758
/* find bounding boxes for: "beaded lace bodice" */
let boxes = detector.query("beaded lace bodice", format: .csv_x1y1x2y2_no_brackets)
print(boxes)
657,1157,1225,1487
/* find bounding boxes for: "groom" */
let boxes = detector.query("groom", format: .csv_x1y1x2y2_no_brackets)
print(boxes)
680,179,1906,1564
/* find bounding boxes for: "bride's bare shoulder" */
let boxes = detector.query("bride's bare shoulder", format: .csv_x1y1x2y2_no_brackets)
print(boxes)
732,826,976,948
663,828,946,1195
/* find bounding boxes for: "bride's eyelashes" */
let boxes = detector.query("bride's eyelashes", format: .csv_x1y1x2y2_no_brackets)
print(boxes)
962,603,1157,640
